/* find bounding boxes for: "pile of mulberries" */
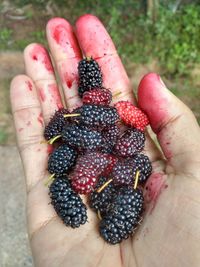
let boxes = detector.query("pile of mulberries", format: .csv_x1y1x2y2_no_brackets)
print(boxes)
44,57,152,244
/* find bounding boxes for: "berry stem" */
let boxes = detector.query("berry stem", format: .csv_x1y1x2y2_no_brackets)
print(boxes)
86,56,92,61
48,135,62,145
134,170,140,189
40,139,48,144
97,179,113,193
63,113,81,118
44,173,55,186
97,210,102,220
112,91,122,98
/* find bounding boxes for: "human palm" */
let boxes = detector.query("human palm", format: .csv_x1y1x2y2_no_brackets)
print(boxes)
10,15,200,267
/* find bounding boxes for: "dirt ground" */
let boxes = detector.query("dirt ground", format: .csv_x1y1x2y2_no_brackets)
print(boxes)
0,146,33,267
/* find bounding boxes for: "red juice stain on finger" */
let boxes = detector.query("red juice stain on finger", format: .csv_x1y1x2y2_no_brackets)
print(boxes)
53,24,68,45
64,74,74,89
25,80,33,91
37,112,44,126
48,84,63,109
62,67,78,90
42,54,53,72
18,128,24,132
66,79,72,88
144,172,167,214
157,131,174,159
51,20,81,57
47,144,53,154
30,44,53,72
76,15,115,56
38,87,46,102
26,121,31,126
163,142,173,159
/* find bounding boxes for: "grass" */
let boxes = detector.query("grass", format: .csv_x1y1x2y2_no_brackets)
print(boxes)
0,129,8,144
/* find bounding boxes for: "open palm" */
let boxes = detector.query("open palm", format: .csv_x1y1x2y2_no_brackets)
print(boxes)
10,15,200,267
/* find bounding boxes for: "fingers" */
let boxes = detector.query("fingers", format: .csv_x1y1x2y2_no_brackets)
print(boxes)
46,17,82,110
24,43,63,123
10,75,49,191
75,14,135,104
138,73,200,174
75,14,162,162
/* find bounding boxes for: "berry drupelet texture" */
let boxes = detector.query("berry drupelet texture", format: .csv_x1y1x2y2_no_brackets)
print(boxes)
114,128,145,157
74,104,119,128
62,124,103,150
115,101,149,131
111,153,152,186
70,152,117,194
49,176,87,228
101,125,120,153
48,144,78,175
82,88,112,105
44,108,69,141
89,176,116,216
99,187,144,244
131,153,152,183
112,159,136,186
78,58,103,97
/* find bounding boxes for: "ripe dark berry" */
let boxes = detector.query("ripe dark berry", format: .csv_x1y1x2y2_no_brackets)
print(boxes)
114,128,145,157
49,176,87,228
112,154,152,186
82,88,112,105
99,187,144,244
48,144,77,175
44,108,69,141
89,176,116,216
78,58,103,97
131,153,152,183
62,124,103,150
74,104,119,127
102,125,120,153
70,152,117,194
112,159,135,186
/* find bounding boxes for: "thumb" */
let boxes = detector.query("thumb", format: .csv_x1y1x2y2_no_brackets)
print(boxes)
138,73,200,175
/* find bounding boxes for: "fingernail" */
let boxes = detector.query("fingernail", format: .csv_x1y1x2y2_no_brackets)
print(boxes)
158,75,167,88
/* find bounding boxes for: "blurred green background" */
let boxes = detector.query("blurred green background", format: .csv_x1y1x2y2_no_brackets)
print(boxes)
0,0,200,145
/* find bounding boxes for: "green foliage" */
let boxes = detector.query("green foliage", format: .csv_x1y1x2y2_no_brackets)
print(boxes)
4,1,200,76
2,29,46,50
0,128,8,145
0,28,13,49
12,0,46,7
31,30,46,45
102,3,200,76
153,5,200,75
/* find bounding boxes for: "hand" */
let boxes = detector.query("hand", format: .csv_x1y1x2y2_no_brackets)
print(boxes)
10,15,200,267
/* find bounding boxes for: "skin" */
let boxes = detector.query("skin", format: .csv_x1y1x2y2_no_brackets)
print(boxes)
10,15,200,267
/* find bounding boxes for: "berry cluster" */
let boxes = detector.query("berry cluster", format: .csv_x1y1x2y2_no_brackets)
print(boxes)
43,57,152,244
